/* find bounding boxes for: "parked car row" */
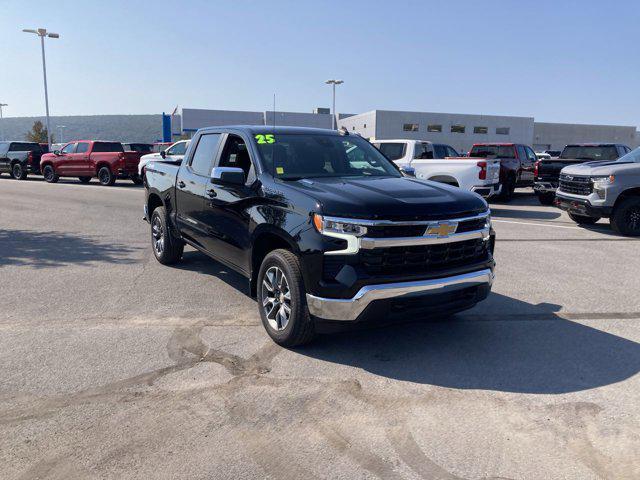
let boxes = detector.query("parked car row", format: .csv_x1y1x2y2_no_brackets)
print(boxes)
0,139,188,187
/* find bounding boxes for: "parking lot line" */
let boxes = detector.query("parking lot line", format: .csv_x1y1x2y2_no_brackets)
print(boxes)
492,219,585,230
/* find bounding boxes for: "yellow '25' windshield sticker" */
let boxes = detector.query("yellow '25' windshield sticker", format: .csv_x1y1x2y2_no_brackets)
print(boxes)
255,134,275,144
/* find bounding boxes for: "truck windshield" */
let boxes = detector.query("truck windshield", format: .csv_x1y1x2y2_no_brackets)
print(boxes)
469,145,514,158
560,146,619,161
255,134,401,180
617,147,640,163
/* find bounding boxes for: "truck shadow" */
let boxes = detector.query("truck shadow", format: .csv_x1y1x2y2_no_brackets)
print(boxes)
171,250,251,296
0,229,138,268
299,293,640,394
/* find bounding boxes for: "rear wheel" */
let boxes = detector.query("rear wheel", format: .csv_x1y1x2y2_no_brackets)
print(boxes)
610,197,640,236
43,165,59,183
537,192,555,205
257,249,316,347
568,212,600,225
78,176,92,184
498,175,516,201
12,163,27,180
131,174,143,185
97,166,116,186
150,206,184,264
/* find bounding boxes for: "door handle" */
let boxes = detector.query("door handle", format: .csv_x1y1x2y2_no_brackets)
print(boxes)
177,181,186,188
206,189,217,198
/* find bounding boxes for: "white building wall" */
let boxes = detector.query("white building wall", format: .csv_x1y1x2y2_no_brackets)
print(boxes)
533,122,639,151
337,111,377,140
264,111,333,129
365,110,534,153
181,108,264,132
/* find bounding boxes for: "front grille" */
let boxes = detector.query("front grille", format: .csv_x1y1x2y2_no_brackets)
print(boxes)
559,175,592,196
323,238,489,279
366,216,487,238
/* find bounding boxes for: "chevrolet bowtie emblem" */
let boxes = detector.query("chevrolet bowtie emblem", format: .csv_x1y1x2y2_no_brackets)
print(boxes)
425,222,458,237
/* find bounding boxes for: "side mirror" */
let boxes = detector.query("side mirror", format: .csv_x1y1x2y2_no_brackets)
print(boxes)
400,166,416,177
211,166,245,186
160,150,166,159
53,150,60,156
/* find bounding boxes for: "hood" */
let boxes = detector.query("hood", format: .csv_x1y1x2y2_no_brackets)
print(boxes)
562,160,637,176
291,176,487,220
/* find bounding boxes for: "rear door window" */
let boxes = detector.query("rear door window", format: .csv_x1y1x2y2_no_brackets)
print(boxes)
376,143,406,160
190,133,222,176
92,142,124,153
76,142,90,154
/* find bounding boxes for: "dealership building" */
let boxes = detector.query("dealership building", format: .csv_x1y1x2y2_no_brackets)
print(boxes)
175,107,639,153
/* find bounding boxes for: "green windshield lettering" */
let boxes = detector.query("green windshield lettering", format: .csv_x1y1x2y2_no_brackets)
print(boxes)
255,134,275,144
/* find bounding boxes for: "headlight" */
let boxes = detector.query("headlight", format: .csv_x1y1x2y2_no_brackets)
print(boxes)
591,175,615,186
312,214,368,237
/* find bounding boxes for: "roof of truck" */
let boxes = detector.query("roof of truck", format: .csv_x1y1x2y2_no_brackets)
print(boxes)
199,125,341,136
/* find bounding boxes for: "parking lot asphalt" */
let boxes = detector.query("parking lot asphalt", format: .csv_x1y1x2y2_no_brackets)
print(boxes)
1,177,639,480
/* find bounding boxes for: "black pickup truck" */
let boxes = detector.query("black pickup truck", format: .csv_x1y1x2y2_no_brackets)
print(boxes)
144,126,496,346
533,143,630,205
0,141,44,180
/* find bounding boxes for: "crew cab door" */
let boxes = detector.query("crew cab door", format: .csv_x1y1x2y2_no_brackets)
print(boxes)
67,141,91,175
174,132,223,249
55,142,77,174
521,146,537,185
199,133,259,274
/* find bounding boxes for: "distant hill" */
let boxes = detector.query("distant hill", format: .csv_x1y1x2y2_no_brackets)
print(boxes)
0,114,165,143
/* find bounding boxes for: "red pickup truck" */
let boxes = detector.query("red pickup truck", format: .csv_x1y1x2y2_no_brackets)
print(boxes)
40,140,144,186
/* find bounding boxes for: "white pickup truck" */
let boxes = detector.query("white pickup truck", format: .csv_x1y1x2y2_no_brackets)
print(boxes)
373,139,501,198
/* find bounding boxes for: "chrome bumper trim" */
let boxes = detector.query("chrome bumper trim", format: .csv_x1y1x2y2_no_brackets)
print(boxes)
359,228,490,249
306,268,494,321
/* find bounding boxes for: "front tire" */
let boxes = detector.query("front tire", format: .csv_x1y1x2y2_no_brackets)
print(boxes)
43,165,59,183
12,163,27,180
610,197,640,236
97,166,116,186
537,192,555,205
257,249,316,347
568,212,600,225
498,175,516,201
150,206,184,264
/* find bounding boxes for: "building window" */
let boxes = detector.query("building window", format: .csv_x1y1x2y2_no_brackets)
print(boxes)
473,126,488,134
496,127,510,135
352,126,355,130
427,124,442,133
363,124,367,128
451,125,465,134
403,123,419,132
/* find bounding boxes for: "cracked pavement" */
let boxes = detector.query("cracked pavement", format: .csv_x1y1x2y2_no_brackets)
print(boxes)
1,178,639,479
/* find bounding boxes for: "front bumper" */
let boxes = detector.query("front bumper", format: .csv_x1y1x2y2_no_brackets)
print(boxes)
306,268,494,321
471,183,501,198
534,181,558,194
555,194,612,217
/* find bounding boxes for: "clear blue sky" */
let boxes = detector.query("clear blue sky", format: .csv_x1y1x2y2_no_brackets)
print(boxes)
1,0,638,127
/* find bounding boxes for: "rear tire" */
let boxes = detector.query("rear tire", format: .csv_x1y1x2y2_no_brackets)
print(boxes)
43,165,59,183
568,213,600,225
131,174,143,185
537,192,555,205
257,249,316,347
150,206,184,264
97,166,116,186
12,163,27,180
78,176,92,184
610,197,640,236
498,175,516,201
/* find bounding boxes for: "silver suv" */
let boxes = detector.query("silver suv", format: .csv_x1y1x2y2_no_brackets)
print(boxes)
555,147,640,235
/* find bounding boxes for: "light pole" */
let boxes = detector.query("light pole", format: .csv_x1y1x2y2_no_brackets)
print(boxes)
23,28,59,150
57,125,66,143
325,79,343,130
0,103,7,141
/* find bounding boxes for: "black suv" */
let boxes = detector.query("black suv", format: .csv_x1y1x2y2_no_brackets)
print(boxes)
144,126,496,346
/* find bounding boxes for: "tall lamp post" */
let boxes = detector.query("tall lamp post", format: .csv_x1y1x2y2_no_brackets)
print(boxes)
22,28,59,150
57,125,66,143
325,79,343,130
0,103,7,141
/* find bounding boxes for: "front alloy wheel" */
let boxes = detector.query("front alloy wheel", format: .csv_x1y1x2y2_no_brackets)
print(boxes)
261,266,292,331
151,214,165,257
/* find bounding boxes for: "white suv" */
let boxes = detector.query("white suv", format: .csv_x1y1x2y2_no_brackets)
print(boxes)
138,140,190,176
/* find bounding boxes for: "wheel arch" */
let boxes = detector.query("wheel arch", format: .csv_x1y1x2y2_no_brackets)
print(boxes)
250,228,299,297
613,187,640,211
